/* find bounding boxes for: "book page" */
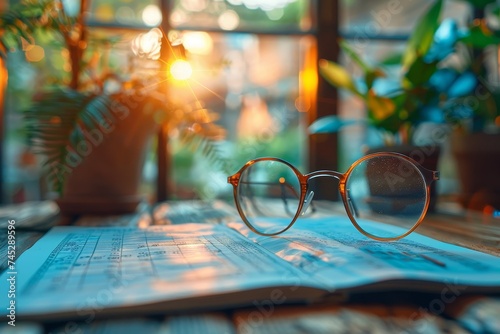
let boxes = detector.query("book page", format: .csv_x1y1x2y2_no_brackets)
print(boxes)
0,224,316,319
228,216,500,292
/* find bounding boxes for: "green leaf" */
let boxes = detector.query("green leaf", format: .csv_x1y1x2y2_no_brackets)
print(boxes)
365,68,386,89
318,59,361,96
459,22,500,48
340,40,385,88
24,88,118,193
340,40,370,72
381,52,403,66
366,91,396,122
404,55,439,87
402,0,443,69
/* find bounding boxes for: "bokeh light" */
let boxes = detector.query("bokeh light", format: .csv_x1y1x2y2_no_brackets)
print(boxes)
218,10,240,30
266,8,284,20
181,0,208,12
142,5,162,26
183,32,213,55
25,45,45,62
94,4,114,22
240,0,297,11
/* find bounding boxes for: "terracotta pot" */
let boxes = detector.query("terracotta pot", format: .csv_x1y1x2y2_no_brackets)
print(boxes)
366,145,441,212
451,132,500,211
55,95,159,215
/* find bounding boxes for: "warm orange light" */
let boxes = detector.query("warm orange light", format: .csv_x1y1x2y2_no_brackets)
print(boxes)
170,59,193,80
236,94,275,138
279,177,285,184
298,36,317,113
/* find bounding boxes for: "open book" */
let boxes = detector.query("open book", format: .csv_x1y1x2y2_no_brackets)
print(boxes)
2,215,500,321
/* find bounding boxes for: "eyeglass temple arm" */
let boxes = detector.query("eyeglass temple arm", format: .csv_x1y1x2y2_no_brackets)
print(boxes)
418,166,440,185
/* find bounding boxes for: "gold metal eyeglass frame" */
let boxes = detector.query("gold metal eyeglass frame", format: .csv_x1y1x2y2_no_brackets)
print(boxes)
227,152,440,241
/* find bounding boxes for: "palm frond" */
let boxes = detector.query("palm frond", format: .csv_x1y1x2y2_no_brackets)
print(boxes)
24,88,117,193
179,128,231,175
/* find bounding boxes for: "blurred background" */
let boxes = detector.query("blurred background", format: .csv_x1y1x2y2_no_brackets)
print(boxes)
0,0,492,208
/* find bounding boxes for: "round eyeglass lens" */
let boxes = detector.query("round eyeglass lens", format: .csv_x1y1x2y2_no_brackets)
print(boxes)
344,154,428,239
236,159,301,235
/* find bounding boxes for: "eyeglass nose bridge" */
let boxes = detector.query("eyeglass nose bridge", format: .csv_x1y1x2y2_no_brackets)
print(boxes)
299,170,345,215
303,170,345,191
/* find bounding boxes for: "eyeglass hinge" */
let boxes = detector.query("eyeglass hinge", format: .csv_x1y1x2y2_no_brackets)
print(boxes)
227,175,239,186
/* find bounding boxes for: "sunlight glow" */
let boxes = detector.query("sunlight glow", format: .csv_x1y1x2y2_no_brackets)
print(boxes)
170,60,193,81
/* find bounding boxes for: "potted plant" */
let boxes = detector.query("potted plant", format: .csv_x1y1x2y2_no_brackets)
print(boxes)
310,0,500,212
310,0,448,210
0,0,224,214
437,0,500,211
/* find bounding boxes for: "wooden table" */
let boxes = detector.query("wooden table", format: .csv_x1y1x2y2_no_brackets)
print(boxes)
1,200,499,333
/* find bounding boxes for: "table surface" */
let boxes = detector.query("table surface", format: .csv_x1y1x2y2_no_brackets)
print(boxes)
1,200,499,334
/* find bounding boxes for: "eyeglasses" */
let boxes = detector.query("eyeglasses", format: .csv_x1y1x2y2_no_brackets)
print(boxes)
227,152,439,241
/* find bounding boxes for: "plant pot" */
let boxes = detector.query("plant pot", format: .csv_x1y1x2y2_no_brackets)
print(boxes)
366,145,441,212
55,96,159,216
451,132,500,211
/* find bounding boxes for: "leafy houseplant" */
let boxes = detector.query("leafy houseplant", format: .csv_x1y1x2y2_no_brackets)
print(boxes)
310,0,446,146
310,0,447,210
1,0,224,214
310,0,500,211
440,0,500,211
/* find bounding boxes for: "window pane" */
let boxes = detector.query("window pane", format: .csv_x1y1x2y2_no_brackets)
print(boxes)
340,0,470,37
168,0,316,33
168,33,314,199
88,0,162,27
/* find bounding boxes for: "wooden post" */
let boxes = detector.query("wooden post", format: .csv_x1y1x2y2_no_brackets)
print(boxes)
0,0,9,203
156,2,173,202
0,55,5,204
308,0,339,200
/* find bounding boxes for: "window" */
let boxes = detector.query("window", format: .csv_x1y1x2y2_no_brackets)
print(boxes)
0,0,319,203
161,0,318,200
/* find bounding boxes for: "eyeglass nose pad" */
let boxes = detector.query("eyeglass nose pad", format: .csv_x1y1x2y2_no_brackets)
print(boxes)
347,190,358,218
300,191,315,215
